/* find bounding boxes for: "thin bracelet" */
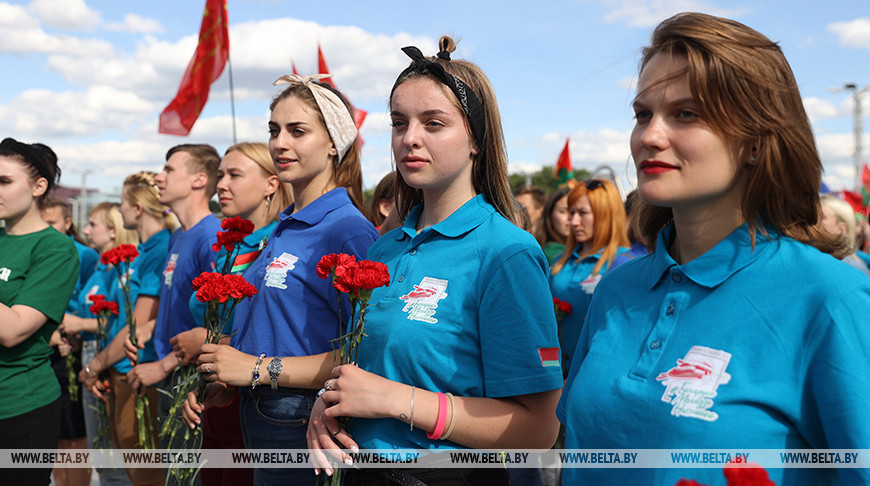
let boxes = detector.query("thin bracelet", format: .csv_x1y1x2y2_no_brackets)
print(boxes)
409,386,415,431
251,353,266,390
440,392,457,440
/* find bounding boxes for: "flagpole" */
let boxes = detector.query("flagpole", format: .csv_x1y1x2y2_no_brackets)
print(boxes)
227,53,238,144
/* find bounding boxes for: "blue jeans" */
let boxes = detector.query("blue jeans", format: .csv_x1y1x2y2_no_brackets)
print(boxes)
82,339,132,486
239,386,317,486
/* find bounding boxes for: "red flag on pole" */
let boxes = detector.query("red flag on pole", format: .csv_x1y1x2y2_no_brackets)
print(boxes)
291,59,300,76
553,138,575,188
316,43,367,144
159,0,229,136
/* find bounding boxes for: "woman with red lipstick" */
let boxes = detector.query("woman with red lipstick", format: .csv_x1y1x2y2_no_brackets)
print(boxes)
306,37,563,485
548,178,629,374
557,12,870,485
186,76,378,486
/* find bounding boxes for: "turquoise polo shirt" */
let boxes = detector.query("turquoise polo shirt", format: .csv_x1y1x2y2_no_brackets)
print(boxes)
103,229,170,372
154,215,220,359
231,188,378,357
189,220,276,331
68,238,99,315
351,194,563,450
557,223,870,485
549,245,628,373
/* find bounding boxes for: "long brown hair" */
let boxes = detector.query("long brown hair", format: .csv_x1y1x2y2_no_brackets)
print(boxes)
552,180,629,276
270,83,365,212
632,12,848,258
390,36,515,224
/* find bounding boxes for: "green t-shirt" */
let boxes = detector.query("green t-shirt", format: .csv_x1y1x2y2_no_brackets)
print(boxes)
542,241,566,266
0,227,79,420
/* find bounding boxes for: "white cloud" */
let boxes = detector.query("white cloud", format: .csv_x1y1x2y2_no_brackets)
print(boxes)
28,0,100,30
828,18,870,50
803,97,840,124
0,2,112,56
104,13,164,34
0,86,155,137
601,0,750,28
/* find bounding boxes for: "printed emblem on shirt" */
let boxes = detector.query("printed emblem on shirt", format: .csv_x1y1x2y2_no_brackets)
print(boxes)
0,267,10,282
399,276,448,324
656,345,732,422
264,252,299,290
580,273,602,295
163,254,178,286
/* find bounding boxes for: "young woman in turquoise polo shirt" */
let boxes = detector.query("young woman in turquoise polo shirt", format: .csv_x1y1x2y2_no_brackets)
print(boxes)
557,13,870,485
548,178,629,374
305,37,563,485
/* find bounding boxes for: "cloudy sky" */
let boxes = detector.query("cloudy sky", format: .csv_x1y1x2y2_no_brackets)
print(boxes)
1,0,869,195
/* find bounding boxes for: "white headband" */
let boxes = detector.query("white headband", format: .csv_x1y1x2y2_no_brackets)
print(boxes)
272,73,358,161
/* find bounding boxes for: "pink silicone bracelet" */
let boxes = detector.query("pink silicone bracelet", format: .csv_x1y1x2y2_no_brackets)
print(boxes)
427,392,448,440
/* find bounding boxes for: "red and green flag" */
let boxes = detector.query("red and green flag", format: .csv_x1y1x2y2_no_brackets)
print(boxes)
553,138,575,188
159,0,229,136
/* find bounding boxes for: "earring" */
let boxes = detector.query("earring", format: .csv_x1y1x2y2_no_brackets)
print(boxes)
329,147,337,156
265,194,272,207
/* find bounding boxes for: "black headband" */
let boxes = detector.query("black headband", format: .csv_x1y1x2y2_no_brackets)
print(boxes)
0,138,54,183
392,46,486,151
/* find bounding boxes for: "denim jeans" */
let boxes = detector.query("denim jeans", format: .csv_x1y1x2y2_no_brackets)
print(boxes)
239,386,317,486
82,339,132,486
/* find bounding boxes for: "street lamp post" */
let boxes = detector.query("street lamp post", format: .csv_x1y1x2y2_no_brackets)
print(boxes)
843,83,869,190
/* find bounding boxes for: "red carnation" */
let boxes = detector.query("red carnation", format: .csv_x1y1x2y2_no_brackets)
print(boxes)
89,298,119,316
195,272,257,303
316,253,358,280
212,217,255,252
334,259,390,298
723,460,775,486
100,244,139,266
89,294,106,303
553,297,572,313
674,481,707,486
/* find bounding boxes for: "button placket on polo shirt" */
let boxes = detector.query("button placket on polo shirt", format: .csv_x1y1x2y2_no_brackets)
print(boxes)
628,267,687,381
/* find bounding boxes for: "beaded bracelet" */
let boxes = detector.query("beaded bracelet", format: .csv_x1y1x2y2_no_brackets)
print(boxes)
251,353,266,390
426,392,448,440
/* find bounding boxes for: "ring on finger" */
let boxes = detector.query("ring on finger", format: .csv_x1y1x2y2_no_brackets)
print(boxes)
204,363,211,374
324,379,333,390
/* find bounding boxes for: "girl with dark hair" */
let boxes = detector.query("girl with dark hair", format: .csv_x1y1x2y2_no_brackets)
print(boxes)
306,37,562,485
558,13,870,485
0,138,79,486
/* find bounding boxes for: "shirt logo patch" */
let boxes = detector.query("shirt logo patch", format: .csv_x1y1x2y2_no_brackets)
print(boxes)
0,267,10,282
163,254,178,286
538,347,560,368
400,277,448,324
264,252,298,289
580,273,602,295
656,345,732,422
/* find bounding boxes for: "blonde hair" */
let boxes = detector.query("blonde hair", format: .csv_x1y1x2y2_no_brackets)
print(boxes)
552,180,629,276
122,171,180,232
224,142,293,222
821,195,858,251
90,202,139,248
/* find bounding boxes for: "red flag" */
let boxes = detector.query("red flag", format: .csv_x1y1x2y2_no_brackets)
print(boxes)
553,138,575,187
317,44,336,88
316,43,367,145
159,0,229,136
842,190,867,216
291,59,299,76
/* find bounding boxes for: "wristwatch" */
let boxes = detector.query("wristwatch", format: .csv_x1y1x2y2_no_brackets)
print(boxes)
267,356,283,390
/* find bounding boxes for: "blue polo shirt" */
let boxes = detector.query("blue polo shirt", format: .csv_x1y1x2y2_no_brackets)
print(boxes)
153,215,220,359
189,220,276,330
351,195,563,450
231,188,378,357
68,239,99,315
104,229,170,373
557,223,870,485
548,245,628,372
76,262,118,343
